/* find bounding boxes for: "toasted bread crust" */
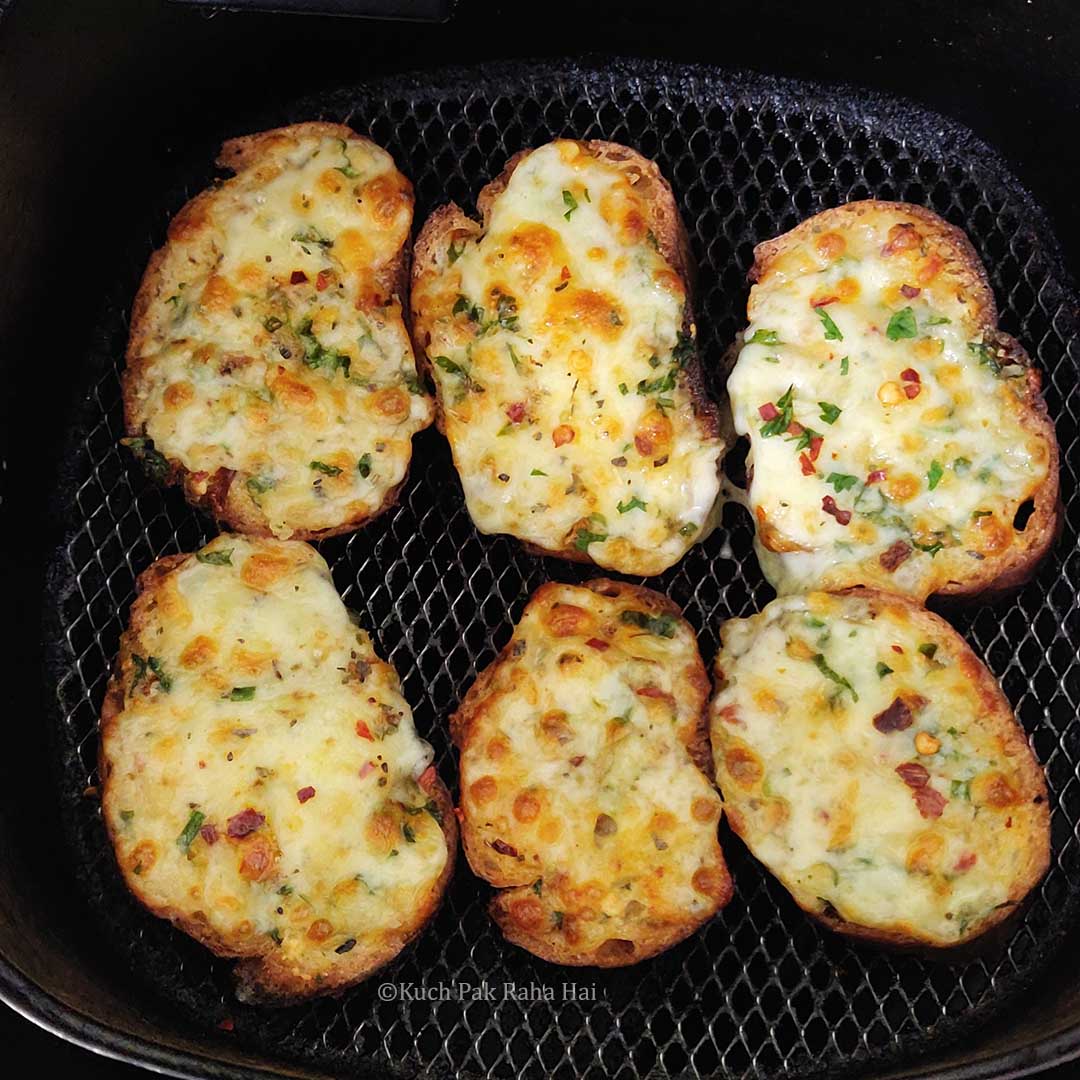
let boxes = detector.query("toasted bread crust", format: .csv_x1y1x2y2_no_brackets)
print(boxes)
99,546,457,1003
411,141,721,568
453,578,732,966
124,122,425,542
744,200,1060,599
712,586,1050,949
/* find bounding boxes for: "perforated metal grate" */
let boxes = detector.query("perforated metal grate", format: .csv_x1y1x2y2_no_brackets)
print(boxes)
46,60,1080,1080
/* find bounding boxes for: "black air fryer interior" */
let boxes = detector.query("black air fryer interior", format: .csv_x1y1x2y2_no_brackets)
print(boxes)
2,4,1080,1080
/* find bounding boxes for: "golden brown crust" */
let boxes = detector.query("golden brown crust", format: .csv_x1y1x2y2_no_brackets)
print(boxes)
410,141,720,566
99,545,457,1003
452,578,731,966
747,199,1061,599
714,585,1050,949
123,122,421,542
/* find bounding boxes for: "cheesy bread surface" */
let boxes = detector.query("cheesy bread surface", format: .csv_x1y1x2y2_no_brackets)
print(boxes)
412,140,723,575
728,201,1058,599
452,579,732,965
124,123,432,540
100,537,454,1001
710,589,1049,947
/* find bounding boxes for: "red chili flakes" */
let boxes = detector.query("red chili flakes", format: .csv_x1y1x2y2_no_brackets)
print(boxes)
585,637,610,651
358,760,375,779
896,762,930,788
786,420,805,437
417,765,437,793
315,270,332,291
200,823,219,845
867,469,887,484
821,495,851,525
955,852,977,872
896,762,947,819
879,539,912,571
873,697,914,733
807,435,823,462
226,808,265,839
811,295,839,308
296,786,316,804
799,453,816,476
892,644,904,654
559,265,571,281
900,367,922,399
636,686,674,703
570,755,585,767
506,401,526,423
289,270,308,285
914,786,947,819
758,402,780,421
900,284,921,299
491,839,519,857
217,1018,235,1032
355,720,374,741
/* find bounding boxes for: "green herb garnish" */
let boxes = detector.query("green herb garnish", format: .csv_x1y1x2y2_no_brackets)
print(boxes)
357,453,372,478
177,810,205,852
886,307,918,341
760,385,795,438
812,653,858,702
619,610,677,639
562,190,578,220
335,139,360,179
123,437,170,482
818,401,842,425
748,329,780,346
927,460,944,490
310,460,342,476
816,307,843,341
196,549,233,566
826,473,859,492
875,662,893,678
228,686,256,701
291,226,333,250
617,496,648,514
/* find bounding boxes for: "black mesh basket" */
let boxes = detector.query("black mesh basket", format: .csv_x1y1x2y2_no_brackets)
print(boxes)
33,59,1080,1079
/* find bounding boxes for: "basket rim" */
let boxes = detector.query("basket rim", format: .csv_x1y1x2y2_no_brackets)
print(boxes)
13,53,1080,1080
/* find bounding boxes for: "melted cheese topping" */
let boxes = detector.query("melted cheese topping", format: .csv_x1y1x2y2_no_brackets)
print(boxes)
413,140,723,575
728,205,1051,597
101,537,448,989
126,128,432,537
710,591,1047,945
458,581,730,959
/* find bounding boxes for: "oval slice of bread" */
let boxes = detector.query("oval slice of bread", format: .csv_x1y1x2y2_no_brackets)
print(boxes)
727,200,1060,600
123,122,434,541
411,140,724,576
451,578,732,965
709,588,1049,948
99,537,455,1003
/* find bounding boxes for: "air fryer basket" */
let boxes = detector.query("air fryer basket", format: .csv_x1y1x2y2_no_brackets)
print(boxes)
30,60,1080,1079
